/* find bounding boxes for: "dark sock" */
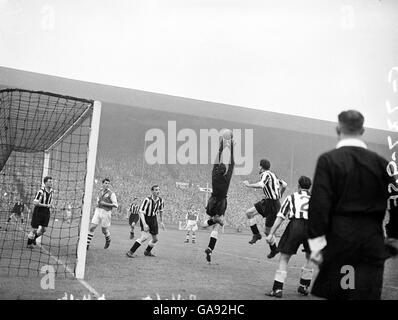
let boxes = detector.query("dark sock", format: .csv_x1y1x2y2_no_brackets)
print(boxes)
208,237,217,251
105,235,111,242
270,243,277,252
27,238,33,245
207,219,215,227
273,280,284,291
250,224,260,234
300,278,311,287
145,245,153,253
130,241,141,253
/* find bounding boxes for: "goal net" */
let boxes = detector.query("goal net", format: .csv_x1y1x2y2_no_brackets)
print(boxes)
0,88,100,278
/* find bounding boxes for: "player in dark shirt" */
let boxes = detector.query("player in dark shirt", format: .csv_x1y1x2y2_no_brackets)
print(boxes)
203,135,235,263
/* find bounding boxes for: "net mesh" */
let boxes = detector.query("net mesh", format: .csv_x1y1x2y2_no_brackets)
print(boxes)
0,89,94,277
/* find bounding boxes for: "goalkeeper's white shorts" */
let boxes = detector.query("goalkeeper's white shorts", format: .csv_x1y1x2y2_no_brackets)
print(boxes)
185,220,198,231
91,208,112,228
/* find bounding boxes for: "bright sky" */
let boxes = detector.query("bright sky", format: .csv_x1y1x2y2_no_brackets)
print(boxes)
1,0,398,130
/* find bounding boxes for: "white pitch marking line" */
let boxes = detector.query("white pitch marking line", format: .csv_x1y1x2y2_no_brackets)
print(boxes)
14,223,101,298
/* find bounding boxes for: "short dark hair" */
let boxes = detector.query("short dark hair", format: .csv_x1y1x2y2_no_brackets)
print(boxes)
260,159,271,170
43,176,52,183
151,185,159,191
298,176,312,190
338,110,364,135
102,178,110,183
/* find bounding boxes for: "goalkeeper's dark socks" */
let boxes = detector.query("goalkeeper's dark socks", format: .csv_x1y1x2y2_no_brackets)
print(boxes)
272,280,284,291
207,219,216,227
130,241,141,253
250,224,260,235
208,237,217,251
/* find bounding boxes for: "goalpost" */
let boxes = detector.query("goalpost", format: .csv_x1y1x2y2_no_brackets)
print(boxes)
0,88,100,279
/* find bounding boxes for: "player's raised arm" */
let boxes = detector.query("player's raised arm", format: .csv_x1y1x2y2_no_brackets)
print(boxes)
226,138,235,176
212,137,224,172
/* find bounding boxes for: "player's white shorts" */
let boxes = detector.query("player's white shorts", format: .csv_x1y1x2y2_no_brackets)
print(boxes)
185,220,198,231
91,208,112,228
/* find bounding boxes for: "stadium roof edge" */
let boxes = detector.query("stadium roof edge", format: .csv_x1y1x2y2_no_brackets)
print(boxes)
0,66,388,145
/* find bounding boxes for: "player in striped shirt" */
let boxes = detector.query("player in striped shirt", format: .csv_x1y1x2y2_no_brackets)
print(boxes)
128,198,140,239
86,178,118,250
243,159,287,258
27,176,55,249
184,204,199,243
265,176,314,298
126,185,165,258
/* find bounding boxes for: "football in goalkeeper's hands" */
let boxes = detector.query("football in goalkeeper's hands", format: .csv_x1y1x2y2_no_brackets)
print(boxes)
221,129,233,140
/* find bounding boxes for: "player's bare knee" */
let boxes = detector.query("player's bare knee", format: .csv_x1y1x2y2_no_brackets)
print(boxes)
101,227,107,235
152,236,158,244
140,232,149,242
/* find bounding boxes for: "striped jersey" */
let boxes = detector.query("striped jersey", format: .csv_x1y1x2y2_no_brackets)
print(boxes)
140,196,164,217
129,203,140,215
277,190,311,220
34,188,53,205
259,170,287,200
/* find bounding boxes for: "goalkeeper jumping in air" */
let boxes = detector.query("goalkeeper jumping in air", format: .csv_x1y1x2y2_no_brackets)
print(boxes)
203,131,235,263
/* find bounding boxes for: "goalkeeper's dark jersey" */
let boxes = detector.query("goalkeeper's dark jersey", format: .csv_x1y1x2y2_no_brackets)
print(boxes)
211,141,234,199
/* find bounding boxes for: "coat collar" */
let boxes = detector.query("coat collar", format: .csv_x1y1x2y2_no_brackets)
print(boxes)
336,138,367,149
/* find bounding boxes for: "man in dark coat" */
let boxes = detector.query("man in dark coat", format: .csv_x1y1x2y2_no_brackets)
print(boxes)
308,110,398,300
